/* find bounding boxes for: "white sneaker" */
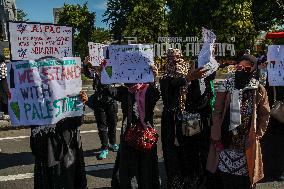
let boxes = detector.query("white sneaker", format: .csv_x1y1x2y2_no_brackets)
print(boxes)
3,115,9,121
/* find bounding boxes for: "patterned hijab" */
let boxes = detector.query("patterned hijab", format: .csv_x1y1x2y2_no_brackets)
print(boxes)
164,48,191,77
164,48,192,112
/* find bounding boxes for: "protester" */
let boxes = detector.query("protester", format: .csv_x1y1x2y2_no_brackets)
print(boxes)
207,54,270,189
30,116,87,189
23,56,88,189
0,55,9,116
159,48,214,188
261,72,284,181
81,64,161,189
83,56,119,159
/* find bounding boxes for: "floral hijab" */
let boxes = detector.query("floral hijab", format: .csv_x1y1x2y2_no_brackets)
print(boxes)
163,48,192,112
164,48,191,78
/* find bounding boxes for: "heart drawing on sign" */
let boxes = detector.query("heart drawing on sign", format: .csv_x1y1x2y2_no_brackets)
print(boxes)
105,66,113,78
10,102,20,120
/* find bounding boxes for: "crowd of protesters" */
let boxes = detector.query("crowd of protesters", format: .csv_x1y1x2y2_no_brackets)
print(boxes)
0,47,283,189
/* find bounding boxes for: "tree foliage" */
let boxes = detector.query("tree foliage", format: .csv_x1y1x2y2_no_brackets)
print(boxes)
167,0,219,37
58,3,95,58
123,0,168,43
252,0,284,32
212,0,255,49
103,0,135,42
167,0,284,51
104,0,167,43
17,9,29,22
92,27,111,43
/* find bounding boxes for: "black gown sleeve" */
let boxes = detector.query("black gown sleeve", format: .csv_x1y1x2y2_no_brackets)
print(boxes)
170,77,187,88
108,86,126,102
86,85,125,110
145,83,160,125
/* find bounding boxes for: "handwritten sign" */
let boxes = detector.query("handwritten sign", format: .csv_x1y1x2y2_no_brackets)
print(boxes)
101,44,154,84
198,28,219,94
8,21,73,61
7,57,83,126
267,45,284,86
198,28,217,68
88,42,106,66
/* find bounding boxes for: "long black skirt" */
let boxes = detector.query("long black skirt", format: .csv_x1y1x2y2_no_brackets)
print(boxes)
261,86,284,181
30,118,87,189
111,140,160,189
261,117,284,180
161,110,211,189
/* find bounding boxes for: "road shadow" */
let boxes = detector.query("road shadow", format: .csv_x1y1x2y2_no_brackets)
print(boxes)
83,148,101,157
0,152,34,170
87,162,167,188
88,168,113,179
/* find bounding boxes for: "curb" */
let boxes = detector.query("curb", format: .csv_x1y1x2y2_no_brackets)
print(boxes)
0,114,162,131
0,120,29,131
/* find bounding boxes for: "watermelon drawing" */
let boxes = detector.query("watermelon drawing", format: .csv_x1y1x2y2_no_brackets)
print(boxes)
105,66,113,78
10,102,20,120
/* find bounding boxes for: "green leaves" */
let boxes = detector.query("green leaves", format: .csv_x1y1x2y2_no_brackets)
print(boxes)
92,27,111,43
167,0,284,52
17,9,29,22
10,102,20,120
58,3,95,58
105,66,113,78
104,0,168,43
252,0,284,32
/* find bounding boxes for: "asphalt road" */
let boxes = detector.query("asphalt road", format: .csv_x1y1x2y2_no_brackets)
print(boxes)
0,123,283,189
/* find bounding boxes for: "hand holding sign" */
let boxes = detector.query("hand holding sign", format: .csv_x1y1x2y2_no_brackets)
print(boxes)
101,44,155,84
198,28,219,94
7,57,83,126
80,91,88,105
84,56,91,66
186,67,209,81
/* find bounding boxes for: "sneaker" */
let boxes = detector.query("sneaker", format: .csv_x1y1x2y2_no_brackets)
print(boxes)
109,144,119,152
98,149,109,160
3,115,9,121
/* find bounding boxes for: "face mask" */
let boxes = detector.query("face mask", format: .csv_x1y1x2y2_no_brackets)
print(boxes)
234,70,253,89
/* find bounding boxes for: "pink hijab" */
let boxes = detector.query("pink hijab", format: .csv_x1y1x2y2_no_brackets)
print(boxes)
128,84,150,128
